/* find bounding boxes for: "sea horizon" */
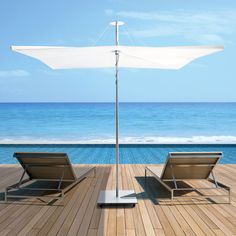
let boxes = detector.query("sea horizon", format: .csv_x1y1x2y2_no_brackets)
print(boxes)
1,102,236,144
1,102,236,104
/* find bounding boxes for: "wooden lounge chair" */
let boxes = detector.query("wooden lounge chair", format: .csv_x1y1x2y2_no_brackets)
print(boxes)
5,152,96,203
145,152,230,203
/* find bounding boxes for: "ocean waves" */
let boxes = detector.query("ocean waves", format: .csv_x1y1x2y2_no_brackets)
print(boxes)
1,135,236,144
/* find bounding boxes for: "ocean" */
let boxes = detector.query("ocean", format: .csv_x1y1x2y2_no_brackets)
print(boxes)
0,103,236,164
0,102,236,144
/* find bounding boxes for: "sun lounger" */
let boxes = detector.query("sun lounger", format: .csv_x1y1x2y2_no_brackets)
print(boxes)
145,152,230,203
5,152,96,203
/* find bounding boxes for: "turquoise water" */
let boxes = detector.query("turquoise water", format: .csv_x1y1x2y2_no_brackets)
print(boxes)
0,144,235,164
0,102,236,143
0,103,236,163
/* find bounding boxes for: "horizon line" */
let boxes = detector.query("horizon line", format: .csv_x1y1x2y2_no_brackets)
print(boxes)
0,101,236,104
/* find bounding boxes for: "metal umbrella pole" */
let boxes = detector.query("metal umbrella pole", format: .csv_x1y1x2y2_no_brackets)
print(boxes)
115,21,120,198
97,21,137,205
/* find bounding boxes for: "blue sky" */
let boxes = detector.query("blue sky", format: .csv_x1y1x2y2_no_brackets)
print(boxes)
0,0,236,102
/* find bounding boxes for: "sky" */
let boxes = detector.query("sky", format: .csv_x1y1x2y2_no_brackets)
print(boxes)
0,0,236,102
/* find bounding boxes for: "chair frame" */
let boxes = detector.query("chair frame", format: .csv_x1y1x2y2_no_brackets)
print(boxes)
145,153,231,203
5,159,95,203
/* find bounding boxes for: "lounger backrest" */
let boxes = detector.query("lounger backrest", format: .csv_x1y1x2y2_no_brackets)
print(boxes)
161,152,222,180
14,152,77,180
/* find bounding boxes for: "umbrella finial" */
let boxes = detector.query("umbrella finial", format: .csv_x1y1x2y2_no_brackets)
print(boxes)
110,21,125,46
109,21,125,26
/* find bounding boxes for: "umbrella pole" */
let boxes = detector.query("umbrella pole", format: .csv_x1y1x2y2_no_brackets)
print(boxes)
97,21,137,206
115,21,119,198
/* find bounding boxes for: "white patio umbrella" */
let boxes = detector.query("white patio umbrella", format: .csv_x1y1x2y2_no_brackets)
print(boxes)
12,21,223,205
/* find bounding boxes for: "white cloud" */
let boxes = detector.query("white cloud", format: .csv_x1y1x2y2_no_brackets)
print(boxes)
0,70,30,78
115,9,236,44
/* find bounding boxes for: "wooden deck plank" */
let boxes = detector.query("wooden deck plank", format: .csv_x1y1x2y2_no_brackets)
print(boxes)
77,167,110,236
129,164,156,236
0,164,234,235
106,165,117,236
97,165,113,236
126,165,146,236
116,165,125,236
35,172,95,235
135,165,163,229
122,164,135,233
66,167,106,236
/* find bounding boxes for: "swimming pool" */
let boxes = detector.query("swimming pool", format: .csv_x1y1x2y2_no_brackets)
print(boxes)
0,144,235,164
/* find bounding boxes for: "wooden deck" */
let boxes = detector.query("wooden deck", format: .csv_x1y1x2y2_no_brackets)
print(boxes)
0,164,235,235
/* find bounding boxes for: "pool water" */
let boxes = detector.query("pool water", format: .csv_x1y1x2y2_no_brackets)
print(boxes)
0,144,235,164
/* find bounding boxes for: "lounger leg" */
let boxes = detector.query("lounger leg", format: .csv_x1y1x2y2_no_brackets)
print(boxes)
57,168,65,190
145,169,147,185
170,165,178,189
5,189,7,202
171,190,174,205
18,167,27,188
210,171,219,188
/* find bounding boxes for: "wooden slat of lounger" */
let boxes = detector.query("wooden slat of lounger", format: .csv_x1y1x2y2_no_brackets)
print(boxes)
160,152,221,180
14,152,77,180
169,152,222,157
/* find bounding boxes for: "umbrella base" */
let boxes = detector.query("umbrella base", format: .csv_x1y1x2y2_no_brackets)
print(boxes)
97,190,137,206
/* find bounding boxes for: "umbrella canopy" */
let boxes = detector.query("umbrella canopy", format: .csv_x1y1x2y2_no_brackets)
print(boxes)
11,45,223,70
